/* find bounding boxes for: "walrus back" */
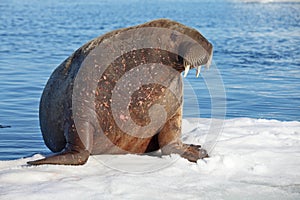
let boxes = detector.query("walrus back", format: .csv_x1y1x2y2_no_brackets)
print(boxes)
39,49,86,152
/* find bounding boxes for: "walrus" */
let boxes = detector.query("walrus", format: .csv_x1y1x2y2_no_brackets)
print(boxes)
28,19,213,165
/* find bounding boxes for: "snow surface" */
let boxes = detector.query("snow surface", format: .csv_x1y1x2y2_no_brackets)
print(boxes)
1,118,300,200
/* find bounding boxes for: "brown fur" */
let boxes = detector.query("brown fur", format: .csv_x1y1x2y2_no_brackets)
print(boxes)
28,19,212,165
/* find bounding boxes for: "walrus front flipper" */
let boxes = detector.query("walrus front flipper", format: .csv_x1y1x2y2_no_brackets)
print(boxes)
175,143,208,162
27,148,90,165
161,142,208,162
158,107,208,162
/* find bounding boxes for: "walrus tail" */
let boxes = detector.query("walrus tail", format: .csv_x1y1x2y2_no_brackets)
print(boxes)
27,149,90,165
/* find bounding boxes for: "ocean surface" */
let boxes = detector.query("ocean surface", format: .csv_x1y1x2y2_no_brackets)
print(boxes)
0,0,299,160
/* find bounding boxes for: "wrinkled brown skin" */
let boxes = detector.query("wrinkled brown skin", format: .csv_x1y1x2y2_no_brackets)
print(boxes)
28,19,213,165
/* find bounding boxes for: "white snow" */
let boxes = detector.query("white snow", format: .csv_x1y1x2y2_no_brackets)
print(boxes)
1,118,300,200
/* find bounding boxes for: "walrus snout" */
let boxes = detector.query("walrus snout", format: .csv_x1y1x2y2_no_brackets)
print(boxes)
179,41,213,77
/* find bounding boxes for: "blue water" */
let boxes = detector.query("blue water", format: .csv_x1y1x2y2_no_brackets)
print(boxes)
0,0,299,160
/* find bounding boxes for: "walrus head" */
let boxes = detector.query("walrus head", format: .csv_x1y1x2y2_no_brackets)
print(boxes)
174,23,213,78
145,19,213,78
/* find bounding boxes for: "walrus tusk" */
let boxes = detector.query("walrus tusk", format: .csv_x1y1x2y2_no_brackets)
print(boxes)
196,65,202,78
184,64,190,77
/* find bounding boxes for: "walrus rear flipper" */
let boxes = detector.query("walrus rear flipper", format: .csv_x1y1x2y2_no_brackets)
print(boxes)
27,148,90,165
158,107,209,162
